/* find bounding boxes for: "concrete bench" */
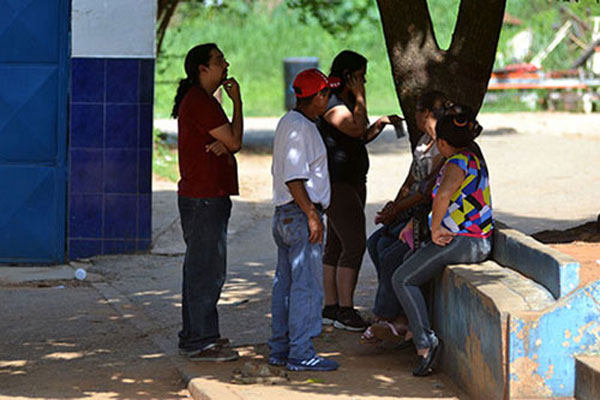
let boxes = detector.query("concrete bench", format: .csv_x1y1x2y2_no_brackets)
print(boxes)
431,224,600,399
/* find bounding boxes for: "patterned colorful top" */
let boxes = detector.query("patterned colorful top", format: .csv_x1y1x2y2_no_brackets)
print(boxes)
430,150,494,238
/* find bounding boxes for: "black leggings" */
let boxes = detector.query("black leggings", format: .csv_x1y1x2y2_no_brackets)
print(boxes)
323,183,366,269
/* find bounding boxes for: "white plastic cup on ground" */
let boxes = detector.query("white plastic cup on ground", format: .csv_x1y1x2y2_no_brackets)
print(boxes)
74,268,87,281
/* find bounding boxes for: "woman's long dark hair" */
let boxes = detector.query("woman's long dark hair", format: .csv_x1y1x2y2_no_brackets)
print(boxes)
436,105,482,148
329,50,367,95
171,43,218,118
436,105,488,174
417,91,450,120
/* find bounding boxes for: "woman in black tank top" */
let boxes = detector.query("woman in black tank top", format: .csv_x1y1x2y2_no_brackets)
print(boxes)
318,50,402,332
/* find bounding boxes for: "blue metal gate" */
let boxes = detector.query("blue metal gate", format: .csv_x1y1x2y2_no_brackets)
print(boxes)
0,0,69,263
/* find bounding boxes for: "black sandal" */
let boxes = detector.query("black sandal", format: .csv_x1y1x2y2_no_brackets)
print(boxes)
412,336,440,377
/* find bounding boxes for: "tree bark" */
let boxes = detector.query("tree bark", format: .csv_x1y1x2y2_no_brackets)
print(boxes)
376,0,506,149
157,0,181,56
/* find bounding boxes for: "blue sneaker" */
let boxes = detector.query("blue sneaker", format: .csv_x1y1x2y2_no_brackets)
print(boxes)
286,355,339,371
268,353,287,366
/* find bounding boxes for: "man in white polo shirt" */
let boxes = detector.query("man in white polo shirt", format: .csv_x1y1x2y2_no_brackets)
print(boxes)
269,69,341,371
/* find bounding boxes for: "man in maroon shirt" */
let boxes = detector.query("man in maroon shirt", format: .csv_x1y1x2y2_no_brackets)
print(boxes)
171,43,243,362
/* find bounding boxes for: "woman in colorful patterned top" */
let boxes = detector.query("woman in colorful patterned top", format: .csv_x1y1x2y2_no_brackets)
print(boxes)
361,92,448,343
391,106,493,377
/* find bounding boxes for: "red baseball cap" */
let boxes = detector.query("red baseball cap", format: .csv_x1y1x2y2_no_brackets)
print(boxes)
292,68,341,98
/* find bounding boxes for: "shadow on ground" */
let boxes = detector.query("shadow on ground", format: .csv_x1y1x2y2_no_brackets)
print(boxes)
185,337,466,399
0,282,186,399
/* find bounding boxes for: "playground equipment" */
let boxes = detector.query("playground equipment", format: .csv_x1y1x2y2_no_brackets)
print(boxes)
488,14,600,112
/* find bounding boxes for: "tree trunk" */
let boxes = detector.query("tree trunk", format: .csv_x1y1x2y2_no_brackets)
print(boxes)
157,0,181,56
376,0,506,149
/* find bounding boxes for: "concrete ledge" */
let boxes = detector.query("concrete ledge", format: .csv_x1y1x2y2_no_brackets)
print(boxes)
508,279,600,398
187,377,241,400
0,264,84,283
433,250,600,399
433,260,554,400
492,226,580,299
575,355,600,400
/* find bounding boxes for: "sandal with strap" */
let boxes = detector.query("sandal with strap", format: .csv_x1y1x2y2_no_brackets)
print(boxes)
360,325,381,344
370,321,407,344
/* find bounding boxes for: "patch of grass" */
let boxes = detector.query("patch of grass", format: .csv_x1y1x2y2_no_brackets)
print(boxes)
156,1,402,118
153,130,179,183
155,0,594,118
481,90,540,113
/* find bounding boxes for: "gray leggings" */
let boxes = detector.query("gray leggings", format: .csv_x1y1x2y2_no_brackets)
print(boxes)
391,235,492,350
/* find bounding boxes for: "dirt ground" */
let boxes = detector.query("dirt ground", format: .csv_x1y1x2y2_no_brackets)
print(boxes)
0,283,189,399
533,218,600,288
1,112,599,400
194,111,600,398
233,111,600,291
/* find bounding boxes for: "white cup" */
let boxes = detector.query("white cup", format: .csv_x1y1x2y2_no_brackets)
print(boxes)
74,268,87,281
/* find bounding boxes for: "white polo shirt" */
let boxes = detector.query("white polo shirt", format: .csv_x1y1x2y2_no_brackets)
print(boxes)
272,110,330,208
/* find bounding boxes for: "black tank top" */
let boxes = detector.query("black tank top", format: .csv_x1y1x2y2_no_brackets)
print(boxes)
316,94,369,186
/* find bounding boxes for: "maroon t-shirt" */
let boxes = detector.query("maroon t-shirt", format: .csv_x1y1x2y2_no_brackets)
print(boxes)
177,86,239,198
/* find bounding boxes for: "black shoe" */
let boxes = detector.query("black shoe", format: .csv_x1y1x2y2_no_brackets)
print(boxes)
333,307,368,332
179,343,239,362
413,336,440,377
322,304,339,325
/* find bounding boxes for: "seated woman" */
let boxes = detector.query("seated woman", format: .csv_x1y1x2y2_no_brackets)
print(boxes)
362,92,448,343
391,107,494,377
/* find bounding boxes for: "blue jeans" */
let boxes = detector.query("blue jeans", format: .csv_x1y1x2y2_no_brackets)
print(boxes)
391,235,492,350
177,195,232,352
269,203,324,361
367,223,410,320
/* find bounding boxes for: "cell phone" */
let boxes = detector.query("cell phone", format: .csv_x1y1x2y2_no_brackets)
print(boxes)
401,227,414,250
392,119,407,139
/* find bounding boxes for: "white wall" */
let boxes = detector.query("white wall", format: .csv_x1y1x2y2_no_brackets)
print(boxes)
72,0,156,58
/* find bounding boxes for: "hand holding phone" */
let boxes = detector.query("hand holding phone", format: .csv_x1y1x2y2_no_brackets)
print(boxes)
345,73,365,97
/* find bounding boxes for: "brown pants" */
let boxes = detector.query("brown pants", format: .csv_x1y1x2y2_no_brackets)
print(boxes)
323,183,366,269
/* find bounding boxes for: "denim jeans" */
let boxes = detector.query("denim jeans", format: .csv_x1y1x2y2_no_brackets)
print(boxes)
391,235,492,350
269,202,324,361
177,195,232,352
367,223,410,320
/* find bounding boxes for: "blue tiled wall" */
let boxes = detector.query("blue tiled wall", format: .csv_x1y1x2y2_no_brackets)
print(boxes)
69,58,153,260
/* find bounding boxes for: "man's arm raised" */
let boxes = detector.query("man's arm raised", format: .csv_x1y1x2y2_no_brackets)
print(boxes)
208,77,243,153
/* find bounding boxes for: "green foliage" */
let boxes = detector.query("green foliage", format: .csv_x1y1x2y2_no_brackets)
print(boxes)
497,0,599,70
155,0,600,118
153,130,179,182
156,0,401,117
286,0,379,36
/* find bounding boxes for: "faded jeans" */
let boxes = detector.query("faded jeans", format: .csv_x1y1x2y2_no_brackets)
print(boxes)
367,223,410,320
177,195,232,352
391,235,492,350
269,202,324,361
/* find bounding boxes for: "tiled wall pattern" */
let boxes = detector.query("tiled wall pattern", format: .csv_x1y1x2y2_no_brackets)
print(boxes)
69,58,154,259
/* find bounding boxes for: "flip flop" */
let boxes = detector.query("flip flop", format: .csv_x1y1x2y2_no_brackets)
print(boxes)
370,321,407,344
360,325,381,344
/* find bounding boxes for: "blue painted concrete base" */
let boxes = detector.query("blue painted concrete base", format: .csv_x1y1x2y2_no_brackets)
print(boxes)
508,280,600,397
431,226,599,398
